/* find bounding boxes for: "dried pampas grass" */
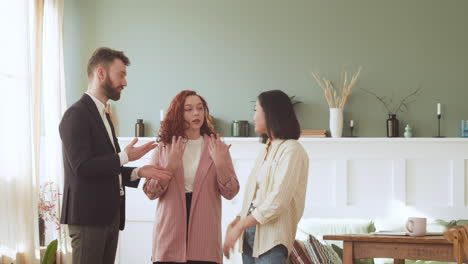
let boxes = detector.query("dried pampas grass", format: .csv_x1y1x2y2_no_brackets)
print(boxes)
311,67,362,108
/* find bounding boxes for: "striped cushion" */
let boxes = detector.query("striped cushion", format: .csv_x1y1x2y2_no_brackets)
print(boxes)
303,235,342,264
290,240,312,264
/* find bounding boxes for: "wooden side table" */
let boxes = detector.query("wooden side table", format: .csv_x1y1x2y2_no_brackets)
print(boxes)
323,234,464,264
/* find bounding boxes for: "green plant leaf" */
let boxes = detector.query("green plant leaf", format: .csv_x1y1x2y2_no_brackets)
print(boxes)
42,239,58,264
289,95,302,105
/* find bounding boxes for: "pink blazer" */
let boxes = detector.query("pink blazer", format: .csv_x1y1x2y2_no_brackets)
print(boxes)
143,134,240,263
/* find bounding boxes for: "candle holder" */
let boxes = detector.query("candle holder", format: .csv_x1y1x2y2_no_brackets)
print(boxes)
349,126,355,137
434,114,445,138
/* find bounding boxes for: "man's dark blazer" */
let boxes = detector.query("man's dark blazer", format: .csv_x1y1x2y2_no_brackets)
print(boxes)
59,94,139,230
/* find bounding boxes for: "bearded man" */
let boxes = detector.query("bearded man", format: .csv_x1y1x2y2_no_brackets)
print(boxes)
59,47,172,264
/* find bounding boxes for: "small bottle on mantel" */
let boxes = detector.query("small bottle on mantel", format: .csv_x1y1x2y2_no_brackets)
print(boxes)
387,114,399,137
135,119,145,137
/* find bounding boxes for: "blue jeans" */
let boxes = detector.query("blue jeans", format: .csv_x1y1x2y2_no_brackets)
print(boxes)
242,226,288,264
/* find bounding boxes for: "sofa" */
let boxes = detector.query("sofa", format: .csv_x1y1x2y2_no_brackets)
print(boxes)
293,218,468,264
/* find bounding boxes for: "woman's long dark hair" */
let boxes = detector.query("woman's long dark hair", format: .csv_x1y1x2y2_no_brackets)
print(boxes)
257,90,301,144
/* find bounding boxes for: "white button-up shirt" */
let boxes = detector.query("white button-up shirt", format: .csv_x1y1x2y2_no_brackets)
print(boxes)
86,92,139,196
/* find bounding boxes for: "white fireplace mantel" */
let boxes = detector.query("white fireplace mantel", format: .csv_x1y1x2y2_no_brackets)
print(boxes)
116,137,468,263
119,136,468,142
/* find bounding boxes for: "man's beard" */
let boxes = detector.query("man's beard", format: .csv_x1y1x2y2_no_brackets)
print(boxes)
103,76,121,101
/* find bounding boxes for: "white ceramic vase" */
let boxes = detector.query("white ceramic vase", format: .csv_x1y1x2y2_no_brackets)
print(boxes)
329,108,344,138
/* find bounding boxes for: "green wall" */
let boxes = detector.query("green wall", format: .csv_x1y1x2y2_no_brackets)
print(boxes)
64,0,468,138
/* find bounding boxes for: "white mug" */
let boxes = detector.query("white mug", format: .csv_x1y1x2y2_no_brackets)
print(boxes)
406,217,427,236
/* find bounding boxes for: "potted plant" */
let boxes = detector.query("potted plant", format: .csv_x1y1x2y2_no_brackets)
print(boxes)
42,239,58,264
361,86,423,137
38,182,61,247
289,95,303,106
311,67,362,137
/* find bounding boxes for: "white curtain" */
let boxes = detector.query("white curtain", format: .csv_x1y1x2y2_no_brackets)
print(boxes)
0,0,39,262
39,0,70,263
0,0,68,263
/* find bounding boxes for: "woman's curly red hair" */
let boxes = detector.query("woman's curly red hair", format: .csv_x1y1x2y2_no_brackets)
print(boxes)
158,90,216,144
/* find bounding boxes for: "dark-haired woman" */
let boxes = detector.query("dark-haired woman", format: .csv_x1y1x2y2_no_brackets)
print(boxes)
143,90,240,264
223,90,309,264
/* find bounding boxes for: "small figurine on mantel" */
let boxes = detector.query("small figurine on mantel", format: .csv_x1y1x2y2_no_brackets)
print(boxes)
404,124,413,138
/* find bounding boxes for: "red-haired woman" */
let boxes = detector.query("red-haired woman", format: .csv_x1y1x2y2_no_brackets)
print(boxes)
143,90,240,264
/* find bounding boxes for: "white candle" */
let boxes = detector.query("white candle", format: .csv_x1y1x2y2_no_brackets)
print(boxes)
160,109,165,122
350,120,354,127
437,103,441,115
